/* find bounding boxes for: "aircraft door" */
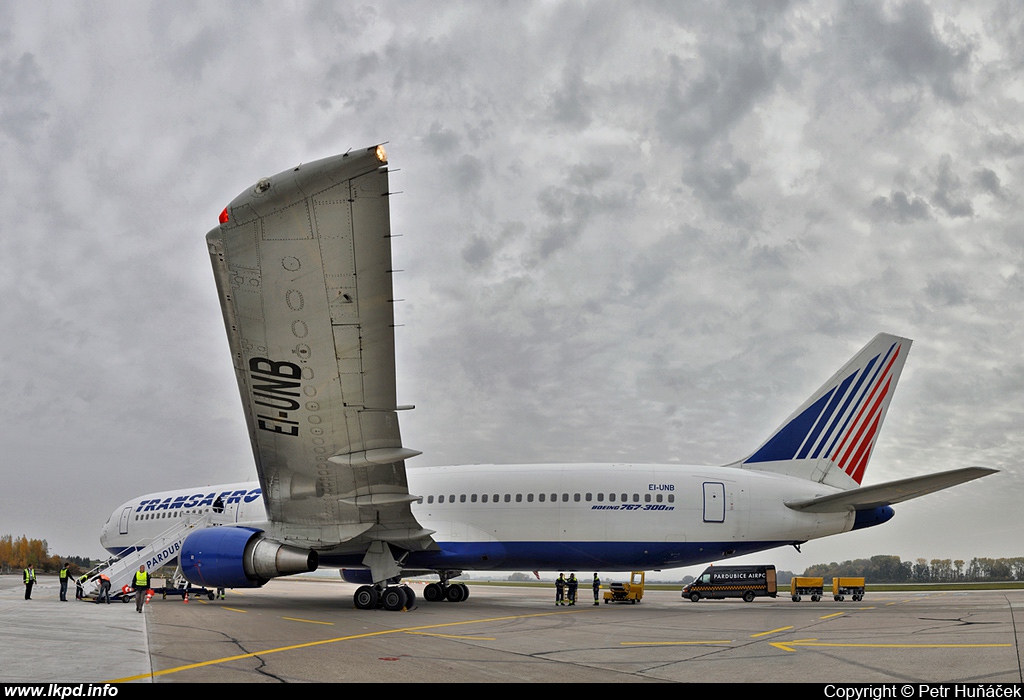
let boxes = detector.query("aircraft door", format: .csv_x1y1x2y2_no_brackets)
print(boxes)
703,482,726,523
118,506,132,536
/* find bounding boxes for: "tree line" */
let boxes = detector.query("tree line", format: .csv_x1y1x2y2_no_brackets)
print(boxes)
802,555,1024,583
0,535,90,575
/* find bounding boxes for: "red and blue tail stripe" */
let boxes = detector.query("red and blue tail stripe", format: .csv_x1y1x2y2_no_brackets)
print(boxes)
742,335,908,485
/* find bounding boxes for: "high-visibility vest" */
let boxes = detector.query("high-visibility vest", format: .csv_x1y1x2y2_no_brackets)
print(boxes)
60,568,70,580
24,569,35,583
134,571,150,587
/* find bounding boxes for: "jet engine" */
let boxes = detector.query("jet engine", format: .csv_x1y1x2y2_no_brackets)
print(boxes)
180,526,317,588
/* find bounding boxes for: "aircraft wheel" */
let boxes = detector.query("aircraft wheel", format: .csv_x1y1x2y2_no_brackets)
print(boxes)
208,591,215,601
382,587,408,611
423,583,444,602
354,585,379,610
690,593,701,602
458,583,470,601
445,583,466,603
401,585,416,608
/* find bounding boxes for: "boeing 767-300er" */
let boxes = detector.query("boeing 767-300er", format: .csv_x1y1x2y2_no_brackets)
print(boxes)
98,145,995,610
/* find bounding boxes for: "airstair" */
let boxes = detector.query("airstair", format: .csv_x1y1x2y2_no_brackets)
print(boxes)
81,513,216,598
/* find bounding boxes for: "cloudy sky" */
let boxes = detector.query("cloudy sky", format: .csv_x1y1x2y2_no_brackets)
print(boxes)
1,1,1020,576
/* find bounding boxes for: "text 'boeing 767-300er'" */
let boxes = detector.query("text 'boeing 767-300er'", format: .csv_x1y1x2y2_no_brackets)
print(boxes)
96,145,995,611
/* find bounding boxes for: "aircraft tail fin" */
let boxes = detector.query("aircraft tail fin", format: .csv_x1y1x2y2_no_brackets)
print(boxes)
731,333,911,490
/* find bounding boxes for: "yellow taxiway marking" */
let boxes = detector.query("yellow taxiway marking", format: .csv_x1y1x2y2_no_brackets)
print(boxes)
406,632,496,641
107,609,584,682
221,607,248,614
282,617,334,626
751,626,793,638
771,640,1012,653
621,641,732,646
819,612,845,620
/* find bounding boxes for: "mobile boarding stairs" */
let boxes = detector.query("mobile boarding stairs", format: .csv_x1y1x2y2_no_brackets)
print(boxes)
80,513,221,601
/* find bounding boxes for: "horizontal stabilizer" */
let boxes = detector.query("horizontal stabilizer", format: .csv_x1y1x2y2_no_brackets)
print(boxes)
784,467,997,513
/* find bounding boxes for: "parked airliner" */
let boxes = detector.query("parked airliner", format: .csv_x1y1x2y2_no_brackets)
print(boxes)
98,146,995,611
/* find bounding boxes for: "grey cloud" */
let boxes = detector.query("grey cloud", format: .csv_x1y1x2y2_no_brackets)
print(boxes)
870,190,931,223
424,121,460,154
657,38,782,151
975,168,1004,198
547,68,593,130
925,274,968,307
461,235,492,268
838,0,971,103
930,155,973,218
0,52,49,144
452,154,484,191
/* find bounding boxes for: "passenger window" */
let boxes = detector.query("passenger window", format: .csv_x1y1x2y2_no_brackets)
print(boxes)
504,494,511,503
515,494,522,502
632,494,639,502
573,493,580,502
597,493,604,502
668,494,675,503
538,493,546,502
561,493,569,502
609,493,616,502
482,494,489,503
427,496,434,504
471,494,478,503
585,493,592,502
527,494,534,502
644,493,651,502
656,494,663,503
460,494,466,503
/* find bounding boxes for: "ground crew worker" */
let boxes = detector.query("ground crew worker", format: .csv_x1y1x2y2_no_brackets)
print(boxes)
58,563,72,602
593,573,600,605
96,574,111,604
133,565,150,613
567,573,578,606
76,574,86,600
555,573,566,605
23,565,36,600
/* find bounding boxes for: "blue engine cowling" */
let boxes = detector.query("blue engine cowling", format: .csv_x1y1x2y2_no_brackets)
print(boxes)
851,505,895,531
180,527,318,588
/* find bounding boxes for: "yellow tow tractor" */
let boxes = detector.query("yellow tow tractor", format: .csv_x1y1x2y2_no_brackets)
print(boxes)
603,571,645,604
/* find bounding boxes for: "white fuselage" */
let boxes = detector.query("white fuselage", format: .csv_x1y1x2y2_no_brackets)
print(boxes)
100,463,854,572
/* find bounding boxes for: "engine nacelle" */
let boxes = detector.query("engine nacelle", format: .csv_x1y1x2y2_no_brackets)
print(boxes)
180,527,318,588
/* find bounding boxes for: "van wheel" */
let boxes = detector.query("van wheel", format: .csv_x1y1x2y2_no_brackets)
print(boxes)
743,591,755,603
690,593,700,602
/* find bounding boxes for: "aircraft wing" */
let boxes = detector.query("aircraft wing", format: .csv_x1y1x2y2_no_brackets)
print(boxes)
206,146,434,554
784,467,997,513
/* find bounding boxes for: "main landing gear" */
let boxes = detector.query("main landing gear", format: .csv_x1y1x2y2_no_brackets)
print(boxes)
353,584,417,611
422,582,470,603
